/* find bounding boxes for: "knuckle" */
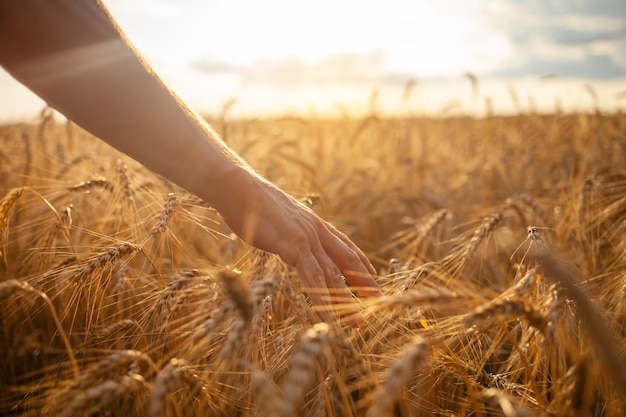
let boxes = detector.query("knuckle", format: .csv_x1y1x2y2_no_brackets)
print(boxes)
343,249,362,268
280,233,310,266
326,266,343,281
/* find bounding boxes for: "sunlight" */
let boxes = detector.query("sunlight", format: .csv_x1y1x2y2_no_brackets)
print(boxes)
0,0,624,120
109,0,509,76
101,0,518,116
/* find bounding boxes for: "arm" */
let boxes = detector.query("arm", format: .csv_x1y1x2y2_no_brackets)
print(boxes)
0,0,381,325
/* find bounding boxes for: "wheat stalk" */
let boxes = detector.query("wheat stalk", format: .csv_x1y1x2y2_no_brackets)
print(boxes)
0,279,79,378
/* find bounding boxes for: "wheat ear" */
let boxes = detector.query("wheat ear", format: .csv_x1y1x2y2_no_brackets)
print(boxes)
150,358,207,417
148,269,200,320
277,323,332,417
465,213,503,258
376,287,461,311
366,336,430,417
149,193,177,237
88,319,143,346
481,388,533,417
219,269,253,323
251,367,281,417
0,187,26,230
116,159,133,203
76,242,140,281
69,349,151,391
60,374,147,417
67,178,114,193
0,187,27,259
465,296,546,333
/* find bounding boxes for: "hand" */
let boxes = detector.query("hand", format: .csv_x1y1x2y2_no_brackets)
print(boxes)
213,168,382,326
0,1,382,327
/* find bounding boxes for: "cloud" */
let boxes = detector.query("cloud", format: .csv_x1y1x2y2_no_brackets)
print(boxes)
192,51,409,87
536,26,626,47
191,60,239,73
512,0,626,17
190,0,626,85
479,0,626,79
488,54,626,79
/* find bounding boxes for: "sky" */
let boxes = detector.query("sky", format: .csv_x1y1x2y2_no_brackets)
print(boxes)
1,0,625,121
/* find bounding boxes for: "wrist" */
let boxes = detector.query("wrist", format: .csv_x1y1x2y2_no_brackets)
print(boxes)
199,164,259,221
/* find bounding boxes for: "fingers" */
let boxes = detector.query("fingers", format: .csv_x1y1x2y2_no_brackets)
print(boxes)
294,249,364,326
265,194,380,326
293,222,381,327
293,257,333,323
320,225,382,299
315,250,366,326
328,225,377,276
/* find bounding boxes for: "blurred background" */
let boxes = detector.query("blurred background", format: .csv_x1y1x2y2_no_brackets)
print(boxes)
1,0,625,121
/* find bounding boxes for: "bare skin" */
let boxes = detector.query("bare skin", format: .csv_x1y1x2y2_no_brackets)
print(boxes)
0,0,382,325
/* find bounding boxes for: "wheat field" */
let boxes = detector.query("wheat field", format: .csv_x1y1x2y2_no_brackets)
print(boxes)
0,108,625,416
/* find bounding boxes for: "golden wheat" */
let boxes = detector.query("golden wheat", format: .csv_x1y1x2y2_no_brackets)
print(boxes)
366,336,430,417
277,323,332,417
1,111,625,416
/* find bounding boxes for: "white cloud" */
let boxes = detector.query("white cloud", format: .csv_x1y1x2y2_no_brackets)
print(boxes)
193,51,396,87
2,0,625,121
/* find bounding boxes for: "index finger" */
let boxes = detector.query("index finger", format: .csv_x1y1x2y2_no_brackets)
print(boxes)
320,229,382,299
294,249,364,326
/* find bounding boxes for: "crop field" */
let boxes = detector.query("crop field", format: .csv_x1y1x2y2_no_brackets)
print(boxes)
0,109,625,416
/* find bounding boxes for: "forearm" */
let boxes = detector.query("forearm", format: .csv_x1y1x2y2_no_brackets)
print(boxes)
0,0,249,208
0,0,381,322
